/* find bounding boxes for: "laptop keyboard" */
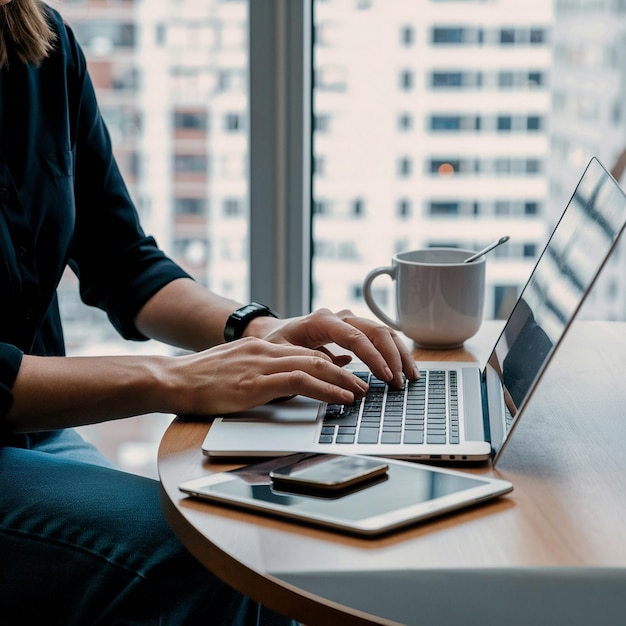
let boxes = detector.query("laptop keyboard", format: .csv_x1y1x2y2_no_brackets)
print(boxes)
318,370,459,446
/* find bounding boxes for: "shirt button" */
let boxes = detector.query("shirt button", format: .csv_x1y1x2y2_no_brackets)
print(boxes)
0,187,9,200
17,246,27,259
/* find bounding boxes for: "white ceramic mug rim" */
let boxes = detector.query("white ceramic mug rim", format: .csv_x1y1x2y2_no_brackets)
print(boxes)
393,247,486,267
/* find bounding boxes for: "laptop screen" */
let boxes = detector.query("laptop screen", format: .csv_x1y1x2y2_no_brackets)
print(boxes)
487,157,626,459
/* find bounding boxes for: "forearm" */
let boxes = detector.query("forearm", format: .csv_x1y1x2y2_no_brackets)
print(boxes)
6,353,173,433
135,278,284,350
6,340,367,433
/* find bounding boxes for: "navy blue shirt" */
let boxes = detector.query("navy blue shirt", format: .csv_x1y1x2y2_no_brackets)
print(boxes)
0,7,190,421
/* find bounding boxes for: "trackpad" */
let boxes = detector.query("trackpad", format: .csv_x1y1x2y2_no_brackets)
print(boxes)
220,396,322,423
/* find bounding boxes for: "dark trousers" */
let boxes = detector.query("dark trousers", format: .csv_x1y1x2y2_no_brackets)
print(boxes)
0,429,298,626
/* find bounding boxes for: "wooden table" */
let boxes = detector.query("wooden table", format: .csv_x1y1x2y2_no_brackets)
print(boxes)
158,321,626,626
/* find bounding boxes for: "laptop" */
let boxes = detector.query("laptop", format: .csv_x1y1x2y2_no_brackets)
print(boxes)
203,157,626,465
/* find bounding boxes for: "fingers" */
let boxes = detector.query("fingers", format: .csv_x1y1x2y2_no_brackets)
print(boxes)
310,309,419,387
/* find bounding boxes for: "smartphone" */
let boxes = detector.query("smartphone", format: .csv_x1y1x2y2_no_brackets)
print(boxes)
269,454,389,491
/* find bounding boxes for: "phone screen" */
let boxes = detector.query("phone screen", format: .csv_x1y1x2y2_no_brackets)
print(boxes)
269,455,389,490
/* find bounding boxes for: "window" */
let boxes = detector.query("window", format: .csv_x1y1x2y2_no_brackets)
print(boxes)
57,0,626,474
500,29,515,44
174,111,207,131
429,201,459,215
57,0,251,476
527,115,541,131
432,72,463,87
497,115,512,131
397,198,412,218
432,27,465,44
174,154,207,173
174,197,206,215
222,198,244,217
397,157,412,177
431,115,462,130
397,113,413,130
223,112,245,132
400,25,414,46
399,70,414,91
351,199,365,216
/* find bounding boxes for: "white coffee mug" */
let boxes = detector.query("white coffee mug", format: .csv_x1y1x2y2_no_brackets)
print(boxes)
363,248,486,349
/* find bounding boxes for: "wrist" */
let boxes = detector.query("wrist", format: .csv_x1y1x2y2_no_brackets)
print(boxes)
223,302,279,342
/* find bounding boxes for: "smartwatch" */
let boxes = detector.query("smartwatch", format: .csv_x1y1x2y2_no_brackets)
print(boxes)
223,302,279,342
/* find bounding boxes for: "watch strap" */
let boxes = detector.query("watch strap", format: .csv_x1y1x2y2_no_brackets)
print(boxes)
223,302,279,342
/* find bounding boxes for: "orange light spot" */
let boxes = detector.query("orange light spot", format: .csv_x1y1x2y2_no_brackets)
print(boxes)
438,163,455,177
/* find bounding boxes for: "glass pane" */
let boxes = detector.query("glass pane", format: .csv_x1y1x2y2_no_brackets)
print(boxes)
311,0,626,325
56,0,249,476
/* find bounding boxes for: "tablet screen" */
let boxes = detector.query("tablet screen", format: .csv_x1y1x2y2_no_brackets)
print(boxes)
180,455,512,535
209,462,484,521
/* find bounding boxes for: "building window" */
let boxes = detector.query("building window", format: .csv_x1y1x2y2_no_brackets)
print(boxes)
313,200,330,216
500,29,516,45
432,72,463,88
400,25,414,46
314,114,331,132
174,111,207,131
397,198,412,218
431,115,462,131
397,157,412,177
432,27,465,44
352,199,365,216
530,28,545,44
497,115,512,131
399,69,414,91
224,112,244,132
223,198,244,217
429,201,459,215
175,197,206,215
498,71,514,88
397,113,413,131
430,159,461,175
525,201,538,215
527,115,541,131
174,154,207,173
523,244,537,258
526,159,541,174
313,156,326,176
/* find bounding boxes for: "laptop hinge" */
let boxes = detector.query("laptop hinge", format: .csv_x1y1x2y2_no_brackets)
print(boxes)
480,370,492,445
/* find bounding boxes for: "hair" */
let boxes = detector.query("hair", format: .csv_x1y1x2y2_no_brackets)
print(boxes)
0,0,56,68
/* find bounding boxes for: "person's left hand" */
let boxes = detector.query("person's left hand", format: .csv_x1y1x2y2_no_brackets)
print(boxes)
258,308,419,388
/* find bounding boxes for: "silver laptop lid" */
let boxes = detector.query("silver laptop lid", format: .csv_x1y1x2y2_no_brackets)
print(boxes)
486,157,626,462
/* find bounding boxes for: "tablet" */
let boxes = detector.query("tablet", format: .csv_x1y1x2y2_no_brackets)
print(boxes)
179,454,513,536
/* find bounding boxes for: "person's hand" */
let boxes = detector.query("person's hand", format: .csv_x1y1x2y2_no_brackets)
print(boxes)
254,308,419,389
169,337,370,416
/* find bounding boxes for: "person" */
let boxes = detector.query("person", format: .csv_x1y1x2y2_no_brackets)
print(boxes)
0,1,418,623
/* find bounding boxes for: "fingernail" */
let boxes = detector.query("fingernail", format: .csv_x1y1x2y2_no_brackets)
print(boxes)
413,366,421,380
384,366,393,381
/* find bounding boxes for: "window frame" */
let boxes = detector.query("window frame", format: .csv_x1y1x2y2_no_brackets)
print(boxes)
248,0,312,317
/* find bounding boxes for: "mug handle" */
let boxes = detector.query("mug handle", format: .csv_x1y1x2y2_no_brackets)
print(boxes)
362,265,401,331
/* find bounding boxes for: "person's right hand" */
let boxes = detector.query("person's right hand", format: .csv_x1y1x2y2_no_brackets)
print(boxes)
165,337,369,416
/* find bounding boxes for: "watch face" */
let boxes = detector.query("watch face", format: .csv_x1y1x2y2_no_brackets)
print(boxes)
224,303,276,342
236,304,262,319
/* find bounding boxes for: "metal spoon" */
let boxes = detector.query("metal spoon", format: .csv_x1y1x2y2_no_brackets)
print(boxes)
464,236,510,263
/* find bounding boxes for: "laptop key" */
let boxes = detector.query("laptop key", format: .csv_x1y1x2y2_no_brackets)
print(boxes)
381,431,401,444
427,434,446,444
404,430,424,444
357,428,379,444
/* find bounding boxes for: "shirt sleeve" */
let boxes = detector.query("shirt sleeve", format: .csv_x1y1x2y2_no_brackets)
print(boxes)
60,19,192,341
0,343,23,423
